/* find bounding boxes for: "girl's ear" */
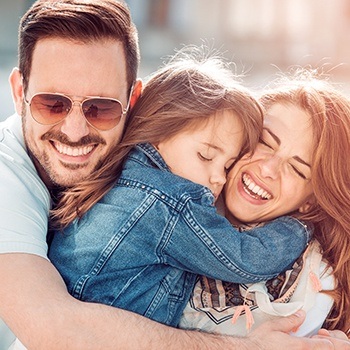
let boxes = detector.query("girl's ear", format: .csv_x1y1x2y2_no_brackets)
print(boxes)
129,79,142,109
9,68,24,115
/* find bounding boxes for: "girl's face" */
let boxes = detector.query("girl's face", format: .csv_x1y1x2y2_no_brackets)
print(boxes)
156,111,244,201
225,102,315,224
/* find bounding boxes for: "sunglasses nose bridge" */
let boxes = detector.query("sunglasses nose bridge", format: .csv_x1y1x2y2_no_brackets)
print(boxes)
60,98,90,140
68,99,86,118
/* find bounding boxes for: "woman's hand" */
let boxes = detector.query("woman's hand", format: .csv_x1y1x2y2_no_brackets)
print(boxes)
246,311,350,350
312,328,350,349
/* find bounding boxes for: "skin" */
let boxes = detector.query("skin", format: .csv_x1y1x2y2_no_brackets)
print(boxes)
3,36,349,349
157,111,244,200
225,103,315,224
11,37,142,189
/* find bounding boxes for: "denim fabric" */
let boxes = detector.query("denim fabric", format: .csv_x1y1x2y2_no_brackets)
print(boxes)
49,143,312,327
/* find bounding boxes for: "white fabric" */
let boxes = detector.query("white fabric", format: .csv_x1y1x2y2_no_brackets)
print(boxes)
180,241,334,337
8,339,26,350
0,114,50,256
0,114,50,350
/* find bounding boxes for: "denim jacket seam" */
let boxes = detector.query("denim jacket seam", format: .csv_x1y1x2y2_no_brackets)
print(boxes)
173,204,277,282
277,216,312,244
71,195,159,299
292,217,313,242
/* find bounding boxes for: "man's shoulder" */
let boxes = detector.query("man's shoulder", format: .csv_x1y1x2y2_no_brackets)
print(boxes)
0,114,48,202
0,114,25,153
0,114,32,165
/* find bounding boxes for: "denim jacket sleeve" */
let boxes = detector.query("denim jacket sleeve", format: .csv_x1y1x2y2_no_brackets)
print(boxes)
162,198,311,283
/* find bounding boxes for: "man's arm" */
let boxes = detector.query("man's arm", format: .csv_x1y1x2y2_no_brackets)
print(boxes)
0,254,345,350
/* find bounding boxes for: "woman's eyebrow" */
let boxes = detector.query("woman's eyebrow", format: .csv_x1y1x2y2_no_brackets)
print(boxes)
293,156,311,168
265,128,311,168
264,127,281,145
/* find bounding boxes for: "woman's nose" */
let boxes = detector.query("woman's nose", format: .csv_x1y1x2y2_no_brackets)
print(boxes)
259,155,281,179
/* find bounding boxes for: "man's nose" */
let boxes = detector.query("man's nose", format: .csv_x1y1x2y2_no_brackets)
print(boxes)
59,103,90,142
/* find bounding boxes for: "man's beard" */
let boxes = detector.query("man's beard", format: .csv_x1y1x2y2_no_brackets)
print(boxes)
21,107,105,188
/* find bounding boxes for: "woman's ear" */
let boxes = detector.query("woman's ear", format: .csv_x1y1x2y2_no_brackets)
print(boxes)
298,196,316,214
9,68,24,116
129,79,142,109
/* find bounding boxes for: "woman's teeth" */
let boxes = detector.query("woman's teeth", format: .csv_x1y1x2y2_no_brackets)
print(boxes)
242,173,272,200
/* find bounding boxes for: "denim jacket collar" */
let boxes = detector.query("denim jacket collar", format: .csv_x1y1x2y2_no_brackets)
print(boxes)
134,143,170,172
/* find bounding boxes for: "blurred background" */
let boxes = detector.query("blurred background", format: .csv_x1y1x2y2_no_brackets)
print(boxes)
1,0,350,120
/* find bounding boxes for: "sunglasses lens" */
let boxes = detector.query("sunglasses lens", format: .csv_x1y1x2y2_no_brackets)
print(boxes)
30,94,71,125
82,98,123,130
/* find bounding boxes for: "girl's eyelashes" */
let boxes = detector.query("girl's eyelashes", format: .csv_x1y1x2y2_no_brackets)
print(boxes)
197,152,212,162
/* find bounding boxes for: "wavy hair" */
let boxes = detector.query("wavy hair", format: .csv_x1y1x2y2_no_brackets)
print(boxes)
260,68,350,333
52,47,263,228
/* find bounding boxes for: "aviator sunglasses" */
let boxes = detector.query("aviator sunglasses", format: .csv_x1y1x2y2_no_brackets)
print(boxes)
23,90,132,131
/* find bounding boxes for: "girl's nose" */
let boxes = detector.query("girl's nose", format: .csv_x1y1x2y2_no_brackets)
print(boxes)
210,170,227,187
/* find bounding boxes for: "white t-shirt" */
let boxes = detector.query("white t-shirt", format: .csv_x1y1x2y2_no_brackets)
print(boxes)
0,114,50,349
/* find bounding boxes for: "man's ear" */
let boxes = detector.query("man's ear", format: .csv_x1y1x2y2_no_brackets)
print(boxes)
129,79,142,109
9,68,24,116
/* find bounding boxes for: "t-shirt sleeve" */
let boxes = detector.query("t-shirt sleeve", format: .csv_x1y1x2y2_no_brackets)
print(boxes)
0,121,50,258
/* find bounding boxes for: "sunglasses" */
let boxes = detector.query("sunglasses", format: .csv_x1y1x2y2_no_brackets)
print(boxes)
23,92,131,131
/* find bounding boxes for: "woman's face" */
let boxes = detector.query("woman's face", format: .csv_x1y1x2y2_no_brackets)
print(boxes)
224,102,315,224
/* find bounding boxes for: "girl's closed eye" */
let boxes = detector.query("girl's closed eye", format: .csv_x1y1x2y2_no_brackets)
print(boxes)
198,152,212,162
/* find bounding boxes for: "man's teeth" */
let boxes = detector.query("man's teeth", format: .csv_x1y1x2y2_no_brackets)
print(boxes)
242,174,271,200
55,143,94,156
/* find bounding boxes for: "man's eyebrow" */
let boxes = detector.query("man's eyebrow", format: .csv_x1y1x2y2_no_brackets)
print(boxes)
264,128,311,168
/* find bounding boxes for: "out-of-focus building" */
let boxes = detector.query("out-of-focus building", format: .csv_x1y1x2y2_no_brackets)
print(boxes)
127,0,350,87
1,0,350,118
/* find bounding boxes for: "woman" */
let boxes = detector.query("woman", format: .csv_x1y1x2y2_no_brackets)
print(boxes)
181,69,350,336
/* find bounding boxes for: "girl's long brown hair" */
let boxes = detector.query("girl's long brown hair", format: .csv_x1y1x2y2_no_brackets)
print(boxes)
261,69,350,334
52,47,263,228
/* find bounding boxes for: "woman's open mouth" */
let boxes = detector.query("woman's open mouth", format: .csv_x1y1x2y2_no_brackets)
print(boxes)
242,173,272,200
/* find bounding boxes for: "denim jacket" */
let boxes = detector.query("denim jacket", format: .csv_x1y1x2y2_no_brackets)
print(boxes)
49,143,312,327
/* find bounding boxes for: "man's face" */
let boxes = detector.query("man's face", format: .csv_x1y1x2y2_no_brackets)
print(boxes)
20,38,130,188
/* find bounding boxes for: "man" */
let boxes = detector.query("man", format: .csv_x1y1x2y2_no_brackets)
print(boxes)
0,0,348,349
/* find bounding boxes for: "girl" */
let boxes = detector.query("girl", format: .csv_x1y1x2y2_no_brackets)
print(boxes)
49,50,312,327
